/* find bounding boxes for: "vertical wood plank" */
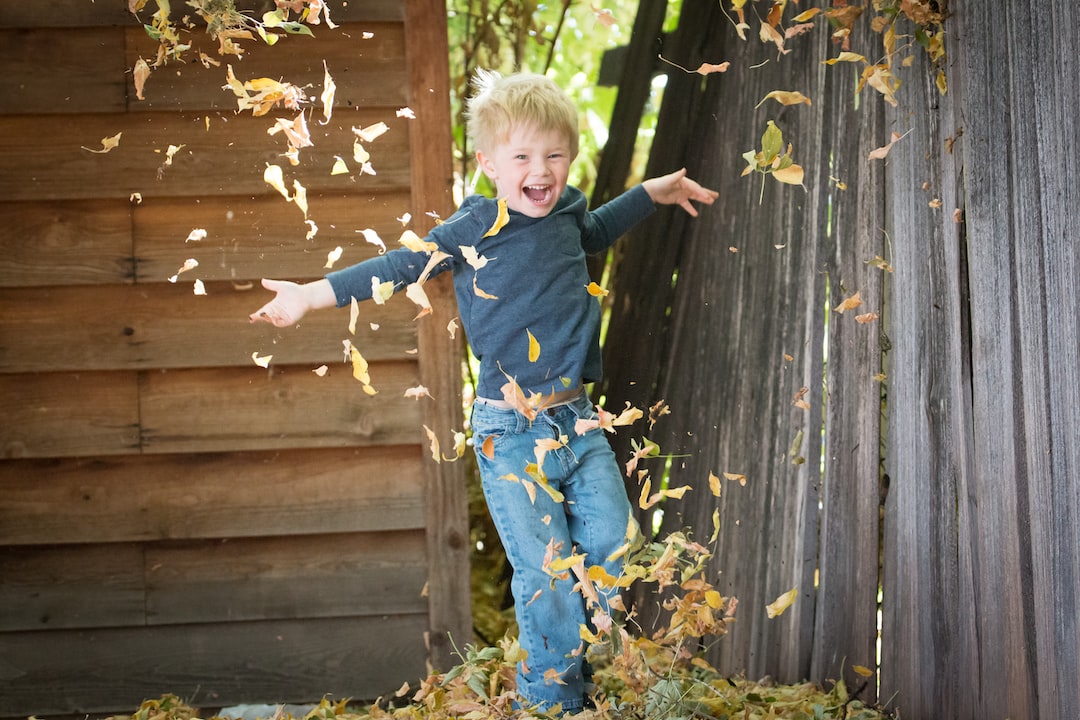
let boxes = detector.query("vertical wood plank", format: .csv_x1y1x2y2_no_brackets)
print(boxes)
405,0,472,672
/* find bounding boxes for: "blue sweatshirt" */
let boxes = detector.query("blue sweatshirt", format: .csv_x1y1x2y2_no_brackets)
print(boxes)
326,184,656,399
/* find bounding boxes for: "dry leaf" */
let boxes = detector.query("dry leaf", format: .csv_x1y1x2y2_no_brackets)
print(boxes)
855,312,879,324
313,365,329,377
359,228,386,254
586,281,609,297
833,291,862,313
405,282,432,319
251,351,272,368
82,132,122,154
330,156,349,175
766,586,799,618
370,277,395,305
590,4,616,26
324,246,343,269
353,122,389,142
527,329,540,362
133,58,151,100
868,131,904,160
404,385,433,400
263,164,290,199
708,472,721,497
723,471,747,486
319,61,336,124
185,229,207,242
755,90,812,108
396,106,416,119
482,198,510,237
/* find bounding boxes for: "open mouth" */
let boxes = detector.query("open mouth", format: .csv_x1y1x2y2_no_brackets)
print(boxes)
523,185,554,205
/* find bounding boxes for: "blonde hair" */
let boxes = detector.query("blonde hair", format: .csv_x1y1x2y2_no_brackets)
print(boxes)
465,69,579,158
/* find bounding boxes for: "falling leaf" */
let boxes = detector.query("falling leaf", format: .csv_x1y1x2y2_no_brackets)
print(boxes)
481,434,495,459
766,586,799,618
461,245,492,270
133,58,151,100
405,282,432,319
353,141,370,165
929,198,943,208
792,386,810,410
319,61,336,124
590,4,616,26
264,164,291,199
192,279,206,295
305,219,318,240
330,156,350,175
447,318,459,339
359,228,386,254
168,258,199,282
396,107,416,118
251,351,272,368
586,281,608,297
873,372,888,383
708,472,721,497
866,256,894,272
404,385,433,400
324,246,343,269
833,291,862,314
82,132,122,154
953,208,963,223
936,69,948,95
853,664,875,677
353,121,389,142
482,198,510,237
313,365,329,376
823,51,867,65
422,424,441,463
527,329,540,362
755,90,812,108
855,312,879,324
772,164,805,185
868,131,904,160
370,277,395,305
348,297,359,334
723,471,746,486
792,7,821,22
398,230,437,253
292,180,308,218
185,229,207,242
130,192,143,204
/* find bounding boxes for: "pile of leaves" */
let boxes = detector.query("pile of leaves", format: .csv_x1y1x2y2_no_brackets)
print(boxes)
110,530,892,720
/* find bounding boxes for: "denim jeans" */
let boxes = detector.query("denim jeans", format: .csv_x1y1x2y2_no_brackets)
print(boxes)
471,393,634,713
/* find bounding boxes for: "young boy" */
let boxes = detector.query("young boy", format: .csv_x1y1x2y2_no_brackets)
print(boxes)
250,71,717,713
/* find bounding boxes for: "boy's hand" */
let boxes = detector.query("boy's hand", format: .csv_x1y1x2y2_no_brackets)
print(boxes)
643,168,719,217
249,278,326,327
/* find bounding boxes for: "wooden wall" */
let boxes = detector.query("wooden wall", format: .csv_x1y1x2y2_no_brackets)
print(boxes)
0,1,469,716
599,0,1079,718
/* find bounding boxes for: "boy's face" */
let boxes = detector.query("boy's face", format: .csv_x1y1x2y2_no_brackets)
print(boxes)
476,124,573,218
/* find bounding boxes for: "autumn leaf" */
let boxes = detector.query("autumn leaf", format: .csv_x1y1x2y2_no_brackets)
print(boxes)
353,121,389,142
399,230,437,253
586,281,609,297
133,58,151,100
168,258,198,282
263,163,290,199
766,586,799,618
823,51,867,64
866,255,894,272
370,277,395,305
527,329,540,362
405,281,432,319
292,180,308,218
192,279,206,296
359,228,386,254
755,90,813,108
868,130,904,160
481,434,495,459
833,291,862,314
404,385,433,400
324,246,343,269
723,471,746,486
185,228,206,242
251,351,272,368
708,472,721,497
422,424,441,463
659,54,729,75
82,132,122,154
792,7,821,22
330,156,349,175
319,60,335,124
482,198,510,237
855,311,879,324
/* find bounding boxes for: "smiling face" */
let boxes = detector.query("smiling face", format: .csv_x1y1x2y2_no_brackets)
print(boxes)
476,124,574,218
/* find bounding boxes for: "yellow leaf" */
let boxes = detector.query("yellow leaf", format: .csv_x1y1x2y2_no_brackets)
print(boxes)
324,246,343,269
359,228,386,254
824,51,867,64
723,471,746,486
482,197,509,237
579,624,602,645
772,163,804,185
855,311,879,324
936,69,948,95
833,291,862,314
319,60,336,124
548,553,587,573
82,132,122,154
708,472,721,497
263,163,290,199
404,385,432,400
662,485,691,500
251,351,272,368
133,58,151,100
330,156,349,175
586,281,609,297
405,282,432,319
755,90,812,108
527,329,540,362
705,590,723,609
587,565,619,588
422,424,441,463
398,230,437,253
292,180,308,218
765,586,799,618
348,297,359,334
370,277,395,305
792,7,821,21
710,508,721,543
638,477,652,509
352,121,389,142
853,664,875,677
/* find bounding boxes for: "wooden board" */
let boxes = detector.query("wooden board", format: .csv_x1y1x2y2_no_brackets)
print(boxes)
0,27,128,115
0,614,429,717
0,446,427,546
0,543,146,632
138,361,423,453
0,110,412,201
0,199,134,287
0,370,140,459
0,282,420,373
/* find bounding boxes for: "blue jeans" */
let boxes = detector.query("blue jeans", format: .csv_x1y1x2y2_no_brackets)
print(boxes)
471,393,634,713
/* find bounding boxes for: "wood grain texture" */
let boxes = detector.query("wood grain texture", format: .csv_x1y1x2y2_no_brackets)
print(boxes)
0,446,426,546
0,614,428,717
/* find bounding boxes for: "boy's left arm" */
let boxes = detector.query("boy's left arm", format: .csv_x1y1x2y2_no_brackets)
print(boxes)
642,168,719,217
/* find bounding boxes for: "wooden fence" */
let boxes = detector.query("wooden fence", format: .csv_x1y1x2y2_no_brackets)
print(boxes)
598,1,1079,718
0,1,469,716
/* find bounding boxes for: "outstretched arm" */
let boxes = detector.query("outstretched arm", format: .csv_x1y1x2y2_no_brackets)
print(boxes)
642,168,719,217
248,277,337,328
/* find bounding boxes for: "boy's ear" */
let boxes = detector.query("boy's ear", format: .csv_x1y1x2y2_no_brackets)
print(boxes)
475,149,497,180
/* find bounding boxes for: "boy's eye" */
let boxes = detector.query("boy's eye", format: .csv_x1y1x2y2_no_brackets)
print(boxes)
515,154,528,160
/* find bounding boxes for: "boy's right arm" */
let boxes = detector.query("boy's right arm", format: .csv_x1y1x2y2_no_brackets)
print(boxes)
248,277,337,328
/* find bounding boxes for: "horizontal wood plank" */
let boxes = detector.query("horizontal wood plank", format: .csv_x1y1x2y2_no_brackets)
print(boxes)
0,614,429,717
0,111,412,201
125,23,408,113
0,543,145,632
0,446,427,546
0,1,405,28
0,27,127,115
146,531,429,625
0,371,139,459
0,199,134,287
139,361,424,453
0,282,420,373
131,191,417,282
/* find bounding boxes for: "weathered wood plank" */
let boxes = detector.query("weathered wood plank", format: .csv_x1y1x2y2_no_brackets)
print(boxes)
0,27,127,115
138,361,423,454
0,0,404,28
146,530,428,625
0,282,419,373
131,190,415,282
0,111,411,201
0,371,139,459
124,23,408,113
0,543,145,632
0,446,426,546
0,199,134,287
405,0,470,673
0,614,428,717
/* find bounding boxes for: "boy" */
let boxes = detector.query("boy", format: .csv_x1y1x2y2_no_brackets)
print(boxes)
250,70,717,713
